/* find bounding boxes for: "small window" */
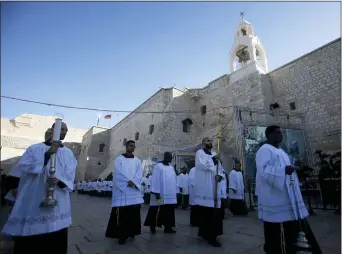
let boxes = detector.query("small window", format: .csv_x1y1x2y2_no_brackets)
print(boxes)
149,125,155,135
289,102,296,110
123,138,127,146
135,132,140,141
99,143,105,152
182,118,193,133
200,105,207,115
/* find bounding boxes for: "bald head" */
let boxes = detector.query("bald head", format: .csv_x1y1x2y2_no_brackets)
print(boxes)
51,121,68,140
202,137,213,150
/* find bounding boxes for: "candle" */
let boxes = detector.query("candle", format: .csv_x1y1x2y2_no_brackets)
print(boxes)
53,118,63,141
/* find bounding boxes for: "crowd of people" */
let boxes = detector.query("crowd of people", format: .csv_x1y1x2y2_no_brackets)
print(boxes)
0,123,324,253
75,158,247,220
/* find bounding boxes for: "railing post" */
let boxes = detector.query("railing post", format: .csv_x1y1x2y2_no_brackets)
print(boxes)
305,178,316,216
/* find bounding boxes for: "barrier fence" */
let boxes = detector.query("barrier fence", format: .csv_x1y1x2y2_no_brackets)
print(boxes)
246,175,341,213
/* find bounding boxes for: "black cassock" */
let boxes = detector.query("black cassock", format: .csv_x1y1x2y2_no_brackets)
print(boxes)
144,204,176,229
197,206,223,240
263,219,322,254
229,199,248,216
105,205,141,240
13,228,68,254
190,205,200,227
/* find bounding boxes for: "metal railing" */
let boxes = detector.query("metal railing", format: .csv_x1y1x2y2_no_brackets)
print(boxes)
246,176,341,213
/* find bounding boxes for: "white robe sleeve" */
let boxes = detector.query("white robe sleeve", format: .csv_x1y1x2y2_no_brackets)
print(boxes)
131,159,143,191
256,146,285,191
17,145,46,175
229,171,237,191
195,150,216,173
188,169,195,187
56,150,77,191
114,157,129,192
177,175,181,188
218,163,225,177
150,164,161,194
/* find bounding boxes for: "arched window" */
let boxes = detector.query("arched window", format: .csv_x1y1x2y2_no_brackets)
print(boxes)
182,118,193,133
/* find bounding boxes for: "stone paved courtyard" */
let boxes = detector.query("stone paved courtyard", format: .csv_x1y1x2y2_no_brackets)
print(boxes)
1,193,341,254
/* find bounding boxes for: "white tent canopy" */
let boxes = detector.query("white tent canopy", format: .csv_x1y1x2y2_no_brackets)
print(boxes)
141,157,158,176
172,143,202,153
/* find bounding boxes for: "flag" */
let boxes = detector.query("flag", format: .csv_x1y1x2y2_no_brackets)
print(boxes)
104,114,111,119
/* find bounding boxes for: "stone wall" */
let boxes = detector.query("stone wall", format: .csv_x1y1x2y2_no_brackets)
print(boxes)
79,38,341,179
1,114,87,173
98,88,176,179
268,38,341,154
76,126,110,180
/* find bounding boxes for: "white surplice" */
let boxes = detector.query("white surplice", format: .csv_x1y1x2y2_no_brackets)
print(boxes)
228,170,244,200
2,142,77,237
4,163,22,202
141,176,147,195
177,173,189,195
188,167,196,205
194,149,224,208
111,155,144,207
219,171,228,199
146,176,151,192
255,144,309,223
149,163,177,206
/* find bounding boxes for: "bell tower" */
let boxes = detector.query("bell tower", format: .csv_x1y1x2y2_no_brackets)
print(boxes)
229,13,268,74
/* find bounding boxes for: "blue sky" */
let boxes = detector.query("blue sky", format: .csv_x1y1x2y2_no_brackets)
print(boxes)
1,2,340,130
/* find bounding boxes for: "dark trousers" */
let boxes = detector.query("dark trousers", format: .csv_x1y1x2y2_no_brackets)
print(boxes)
144,204,176,229
197,206,223,241
263,220,322,254
13,228,68,254
105,205,141,240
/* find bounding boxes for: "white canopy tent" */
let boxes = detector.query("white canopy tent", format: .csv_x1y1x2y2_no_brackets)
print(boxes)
172,143,202,153
141,157,159,176
171,143,202,173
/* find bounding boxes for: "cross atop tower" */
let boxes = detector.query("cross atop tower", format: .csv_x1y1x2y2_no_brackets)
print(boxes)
240,12,244,20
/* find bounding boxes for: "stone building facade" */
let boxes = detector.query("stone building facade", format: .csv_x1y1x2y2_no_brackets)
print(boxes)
1,114,87,173
77,126,110,181
78,20,341,180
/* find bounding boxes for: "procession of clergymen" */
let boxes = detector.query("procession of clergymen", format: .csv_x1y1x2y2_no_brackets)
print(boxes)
0,121,323,253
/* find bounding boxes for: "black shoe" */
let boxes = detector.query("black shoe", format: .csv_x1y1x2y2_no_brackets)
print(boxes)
164,228,176,234
129,235,135,239
150,226,156,234
118,238,126,245
207,239,221,247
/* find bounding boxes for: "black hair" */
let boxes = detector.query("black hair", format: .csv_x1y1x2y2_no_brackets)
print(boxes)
265,125,281,138
125,140,135,146
164,151,172,157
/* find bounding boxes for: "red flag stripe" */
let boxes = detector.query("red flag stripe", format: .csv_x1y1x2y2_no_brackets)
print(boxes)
104,114,111,119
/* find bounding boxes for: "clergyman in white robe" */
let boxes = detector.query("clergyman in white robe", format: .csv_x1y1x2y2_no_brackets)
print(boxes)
105,140,143,245
2,122,77,254
256,125,321,254
188,167,199,227
144,152,177,234
228,161,247,216
176,168,189,209
219,163,229,219
194,137,225,247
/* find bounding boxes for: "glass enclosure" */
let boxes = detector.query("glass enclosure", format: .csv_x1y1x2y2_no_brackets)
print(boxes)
243,125,309,180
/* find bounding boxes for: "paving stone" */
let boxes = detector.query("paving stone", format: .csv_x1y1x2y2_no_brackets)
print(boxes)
0,194,340,254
